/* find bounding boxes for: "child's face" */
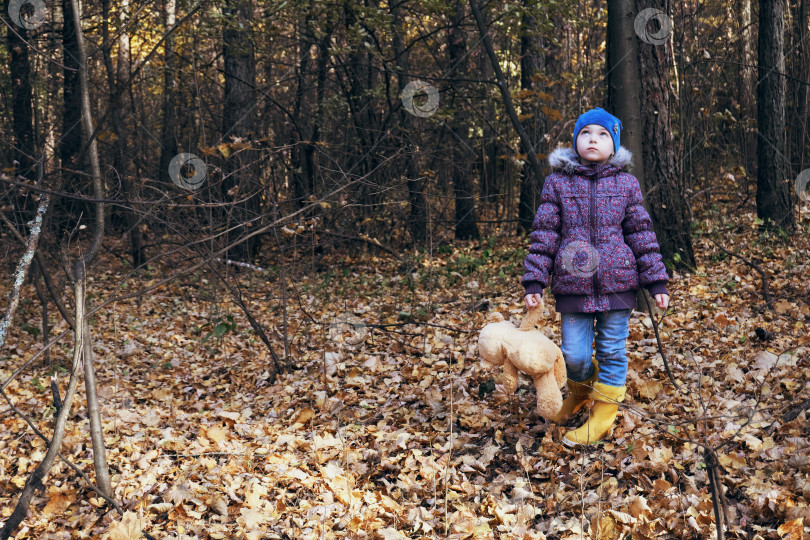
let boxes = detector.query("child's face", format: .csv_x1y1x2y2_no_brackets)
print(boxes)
576,124,614,164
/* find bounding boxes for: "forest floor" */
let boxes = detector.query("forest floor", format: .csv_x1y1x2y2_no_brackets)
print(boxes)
0,197,809,539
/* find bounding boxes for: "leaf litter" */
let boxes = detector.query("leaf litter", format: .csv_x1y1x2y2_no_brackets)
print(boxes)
0,209,808,539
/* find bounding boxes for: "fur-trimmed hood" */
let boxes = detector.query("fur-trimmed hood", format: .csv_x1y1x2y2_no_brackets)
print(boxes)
548,146,633,174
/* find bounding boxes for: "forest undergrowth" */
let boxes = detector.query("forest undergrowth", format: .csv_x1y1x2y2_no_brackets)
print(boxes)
0,196,808,539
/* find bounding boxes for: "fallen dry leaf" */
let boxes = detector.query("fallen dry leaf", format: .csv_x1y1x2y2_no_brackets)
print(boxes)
103,511,145,540
776,517,803,539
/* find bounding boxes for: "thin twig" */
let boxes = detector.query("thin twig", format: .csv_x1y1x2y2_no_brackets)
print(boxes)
0,261,86,539
640,290,680,390
704,448,727,540
322,230,403,258
0,388,122,514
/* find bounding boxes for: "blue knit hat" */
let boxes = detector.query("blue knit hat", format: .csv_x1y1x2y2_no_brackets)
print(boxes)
573,108,623,154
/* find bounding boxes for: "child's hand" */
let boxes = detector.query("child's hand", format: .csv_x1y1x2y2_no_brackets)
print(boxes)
524,293,544,310
655,294,669,310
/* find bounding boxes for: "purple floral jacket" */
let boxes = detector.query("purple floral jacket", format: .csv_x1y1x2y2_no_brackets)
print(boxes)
522,146,670,313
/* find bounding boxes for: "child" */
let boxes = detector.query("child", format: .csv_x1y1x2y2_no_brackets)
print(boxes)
522,108,670,446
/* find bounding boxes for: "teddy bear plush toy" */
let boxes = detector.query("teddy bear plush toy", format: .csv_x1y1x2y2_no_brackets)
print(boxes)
478,304,566,419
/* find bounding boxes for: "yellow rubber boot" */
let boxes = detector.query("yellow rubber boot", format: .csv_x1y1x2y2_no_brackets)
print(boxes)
549,371,597,425
562,382,625,446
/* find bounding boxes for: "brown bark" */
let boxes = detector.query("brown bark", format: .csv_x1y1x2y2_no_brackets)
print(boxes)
480,41,497,203
607,0,644,182
158,0,179,186
450,1,479,241
70,0,111,496
517,0,548,233
7,13,35,179
60,0,82,173
291,11,315,207
756,0,794,232
70,0,105,267
392,3,428,245
634,0,696,271
222,0,260,260
102,0,144,267
739,0,756,179
790,0,809,174
340,1,383,214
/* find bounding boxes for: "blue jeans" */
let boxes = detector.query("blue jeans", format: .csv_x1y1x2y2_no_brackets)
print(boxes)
560,309,632,387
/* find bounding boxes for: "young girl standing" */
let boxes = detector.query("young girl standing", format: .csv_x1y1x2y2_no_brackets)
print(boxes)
522,108,670,446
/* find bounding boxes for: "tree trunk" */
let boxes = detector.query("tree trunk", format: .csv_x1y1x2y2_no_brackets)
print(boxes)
480,42,496,203
82,315,111,495
311,26,330,198
469,0,543,236
607,0,644,182
1,258,85,540
341,2,380,214
790,0,808,174
0,197,48,353
102,0,144,267
291,12,315,208
60,0,82,174
392,3,427,245
449,1,479,241
69,0,105,267
8,11,36,179
158,0,179,186
70,0,111,494
222,0,260,260
739,0,757,180
634,0,695,271
757,0,794,232
517,0,548,233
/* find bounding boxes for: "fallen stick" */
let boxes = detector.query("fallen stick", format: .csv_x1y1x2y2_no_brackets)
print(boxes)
640,290,681,391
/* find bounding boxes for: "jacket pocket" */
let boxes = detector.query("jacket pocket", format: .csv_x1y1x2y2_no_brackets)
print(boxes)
556,238,599,277
598,241,637,293
553,238,597,296
599,238,635,270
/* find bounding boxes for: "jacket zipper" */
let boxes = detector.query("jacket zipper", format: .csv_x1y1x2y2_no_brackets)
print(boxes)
589,177,599,296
